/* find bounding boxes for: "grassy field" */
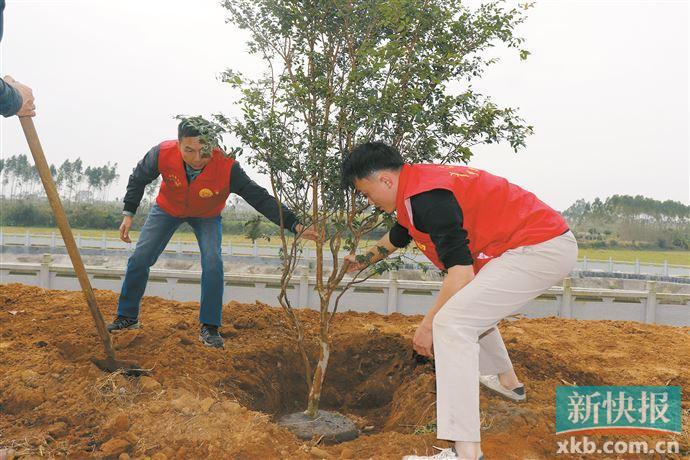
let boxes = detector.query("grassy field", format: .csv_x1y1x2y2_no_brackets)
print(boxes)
2,226,689,266
577,248,689,266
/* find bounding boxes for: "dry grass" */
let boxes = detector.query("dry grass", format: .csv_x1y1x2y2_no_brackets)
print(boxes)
90,369,142,406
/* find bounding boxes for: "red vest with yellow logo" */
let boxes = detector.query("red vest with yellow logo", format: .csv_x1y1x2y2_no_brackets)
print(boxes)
155,140,235,218
396,164,568,273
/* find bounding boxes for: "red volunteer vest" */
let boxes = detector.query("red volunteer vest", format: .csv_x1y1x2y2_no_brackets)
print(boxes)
155,140,235,218
396,164,568,273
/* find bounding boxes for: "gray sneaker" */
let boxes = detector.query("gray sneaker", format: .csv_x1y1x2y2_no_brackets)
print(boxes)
199,324,224,349
479,374,526,402
106,315,140,332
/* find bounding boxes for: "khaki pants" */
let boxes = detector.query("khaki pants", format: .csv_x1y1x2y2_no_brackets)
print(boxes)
432,231,578,442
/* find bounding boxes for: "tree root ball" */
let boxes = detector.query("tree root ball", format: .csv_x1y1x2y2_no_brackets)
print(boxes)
278,410,358,444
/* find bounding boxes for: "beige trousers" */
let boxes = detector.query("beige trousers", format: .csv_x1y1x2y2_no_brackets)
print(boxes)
432,231,578,442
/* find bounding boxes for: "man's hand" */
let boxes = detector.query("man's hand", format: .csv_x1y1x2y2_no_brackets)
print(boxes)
119,215,134,243
413,321,434,358
295,223,322,242
343,253,369,273
343,233,397,274
4,75,35,117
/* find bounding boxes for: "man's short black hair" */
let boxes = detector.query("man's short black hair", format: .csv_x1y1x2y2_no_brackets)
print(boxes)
178,119,202,139
341,141,404,189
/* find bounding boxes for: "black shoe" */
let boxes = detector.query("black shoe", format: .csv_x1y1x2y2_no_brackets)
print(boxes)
106,315,140,333
199,324,224,349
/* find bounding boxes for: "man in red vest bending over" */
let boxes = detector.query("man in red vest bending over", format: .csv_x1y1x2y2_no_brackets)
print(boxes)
341,142,577,460
108,118,318,349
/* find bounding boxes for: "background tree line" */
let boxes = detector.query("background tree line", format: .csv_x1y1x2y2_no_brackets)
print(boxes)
0,154,119,202
1,154,686,250
564,195,690,250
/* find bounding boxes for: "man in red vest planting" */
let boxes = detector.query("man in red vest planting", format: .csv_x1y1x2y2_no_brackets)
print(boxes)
341,142,577,460
107,118,318,349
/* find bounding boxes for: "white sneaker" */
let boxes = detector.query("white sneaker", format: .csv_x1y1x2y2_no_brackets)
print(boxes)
402,446,484,460
479,374,526,402
402,446,458,460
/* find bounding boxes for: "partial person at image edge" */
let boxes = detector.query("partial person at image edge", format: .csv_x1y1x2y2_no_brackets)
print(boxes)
0,0,36,118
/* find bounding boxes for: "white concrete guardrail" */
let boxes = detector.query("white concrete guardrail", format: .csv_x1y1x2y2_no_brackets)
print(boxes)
1,231,689,278
1,257,688,326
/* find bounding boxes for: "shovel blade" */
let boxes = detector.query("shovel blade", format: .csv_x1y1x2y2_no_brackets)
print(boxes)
92,357,148,376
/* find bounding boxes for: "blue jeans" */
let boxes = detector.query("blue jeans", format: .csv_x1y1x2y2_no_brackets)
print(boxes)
117,205,224,326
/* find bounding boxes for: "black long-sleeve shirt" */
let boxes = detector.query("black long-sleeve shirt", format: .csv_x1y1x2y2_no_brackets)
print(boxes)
123,144,300,232
0,78,21,117
389,189,473,268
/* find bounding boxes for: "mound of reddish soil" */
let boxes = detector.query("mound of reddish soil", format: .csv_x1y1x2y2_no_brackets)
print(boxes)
0,284,688,459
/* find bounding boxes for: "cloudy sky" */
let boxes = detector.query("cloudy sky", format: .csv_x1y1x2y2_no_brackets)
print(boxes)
0,0,687,211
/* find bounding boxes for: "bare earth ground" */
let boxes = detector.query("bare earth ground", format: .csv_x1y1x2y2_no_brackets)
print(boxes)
0,284,688,459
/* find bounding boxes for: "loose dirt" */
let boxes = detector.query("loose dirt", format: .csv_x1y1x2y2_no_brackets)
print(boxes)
1,284,688,459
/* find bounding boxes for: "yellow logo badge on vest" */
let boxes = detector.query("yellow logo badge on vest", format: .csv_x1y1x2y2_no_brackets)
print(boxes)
414,240,427,252
198,188,215,198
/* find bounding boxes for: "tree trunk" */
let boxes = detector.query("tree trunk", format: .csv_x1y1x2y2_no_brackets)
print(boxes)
305,331,330,418
305,293,332,418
